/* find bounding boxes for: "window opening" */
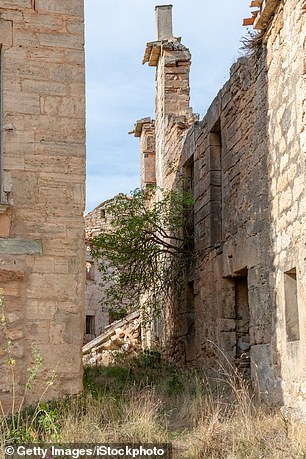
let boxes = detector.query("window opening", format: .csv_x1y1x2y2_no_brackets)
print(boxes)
284,268,299,342
86,315,95,335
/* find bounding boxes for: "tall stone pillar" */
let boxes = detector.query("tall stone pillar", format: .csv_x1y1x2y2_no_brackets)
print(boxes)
142,5,193,189
131,117,156,189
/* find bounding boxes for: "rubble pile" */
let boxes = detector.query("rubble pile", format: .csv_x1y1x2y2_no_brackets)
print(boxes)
82,310,141,366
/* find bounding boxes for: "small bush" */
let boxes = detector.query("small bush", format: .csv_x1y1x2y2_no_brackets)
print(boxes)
167,373,184,396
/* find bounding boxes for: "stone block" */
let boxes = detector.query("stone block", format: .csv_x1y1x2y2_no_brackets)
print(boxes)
1,282,20,297
66,19,84,35
14,28,40,47
26,299,57,320
3,130,35,156
0,238,42,255
36,0,84,16
205,93,222,132
27,321,49,344
65,49,85,65
22,79,66,96
0,210,11,238
0,269,23,282
0,19,13,46
8,329,23,340
0,0,32,8
3,90,40,114
37,32,84,50
23,11,64,32
32,256,55,273
219,318,236,332
250,344,274,395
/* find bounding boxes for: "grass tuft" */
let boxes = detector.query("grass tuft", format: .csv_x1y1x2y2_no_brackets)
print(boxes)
1,352,305,458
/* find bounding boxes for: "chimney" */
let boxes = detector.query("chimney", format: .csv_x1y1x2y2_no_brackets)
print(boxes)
155,5,173,40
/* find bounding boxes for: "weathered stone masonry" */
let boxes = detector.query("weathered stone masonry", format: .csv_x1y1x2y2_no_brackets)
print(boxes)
84,200,112,343
0,0,85,412
135,2,305,414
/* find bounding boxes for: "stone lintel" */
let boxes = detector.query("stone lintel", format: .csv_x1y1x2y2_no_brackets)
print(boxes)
254,0,279,29
0,238,42,255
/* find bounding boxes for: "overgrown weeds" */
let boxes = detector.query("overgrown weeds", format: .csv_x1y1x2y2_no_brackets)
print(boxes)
1,351,306,458
240,29,265,56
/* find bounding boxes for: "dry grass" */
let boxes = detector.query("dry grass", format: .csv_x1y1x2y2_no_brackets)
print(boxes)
60,355,306,458
1,352,306,459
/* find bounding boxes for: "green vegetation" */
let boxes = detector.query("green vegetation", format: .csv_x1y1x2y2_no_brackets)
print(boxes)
1,351,306,458
90,187,194,319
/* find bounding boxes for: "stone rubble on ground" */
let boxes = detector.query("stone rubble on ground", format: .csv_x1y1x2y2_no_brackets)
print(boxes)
82,310,141,366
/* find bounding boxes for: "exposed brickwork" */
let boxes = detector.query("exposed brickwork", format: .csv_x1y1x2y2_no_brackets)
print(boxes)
0,0,85,412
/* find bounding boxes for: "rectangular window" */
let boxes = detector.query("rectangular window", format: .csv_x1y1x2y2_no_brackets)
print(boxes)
183,156,194,251
183,156,194,196
284,268,299,342
100,208,106,223
209,119,222,245
86,315,95,335
86,261,95,281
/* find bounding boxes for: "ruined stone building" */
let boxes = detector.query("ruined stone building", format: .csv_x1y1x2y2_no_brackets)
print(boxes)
0,0,85,412
84,200,111,343
133,2,306,414
84,196,139,343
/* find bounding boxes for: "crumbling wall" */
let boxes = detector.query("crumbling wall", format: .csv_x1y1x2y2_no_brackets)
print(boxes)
138,3,305,413
264,0,306,412
84,200,112,343
83,310,141,366
0,0,86,412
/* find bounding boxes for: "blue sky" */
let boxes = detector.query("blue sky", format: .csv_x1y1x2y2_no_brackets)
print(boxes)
85,1,251,212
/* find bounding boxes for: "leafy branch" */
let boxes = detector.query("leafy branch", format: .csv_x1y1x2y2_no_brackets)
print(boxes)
90,187,194,319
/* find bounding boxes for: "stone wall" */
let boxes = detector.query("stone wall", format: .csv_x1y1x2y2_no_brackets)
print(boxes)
0,0,85,412
84,196,138,344
84,200,112,343
264,0,306,412
132,117,156,189
137,3,306,414
83,310,141,367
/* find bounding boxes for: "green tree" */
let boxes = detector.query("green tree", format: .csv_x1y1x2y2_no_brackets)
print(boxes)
90,187,194,319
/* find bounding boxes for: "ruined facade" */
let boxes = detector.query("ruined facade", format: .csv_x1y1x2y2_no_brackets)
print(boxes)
134,2,306,413
85,195,141,344
0,0,86,412
84,200,111,343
